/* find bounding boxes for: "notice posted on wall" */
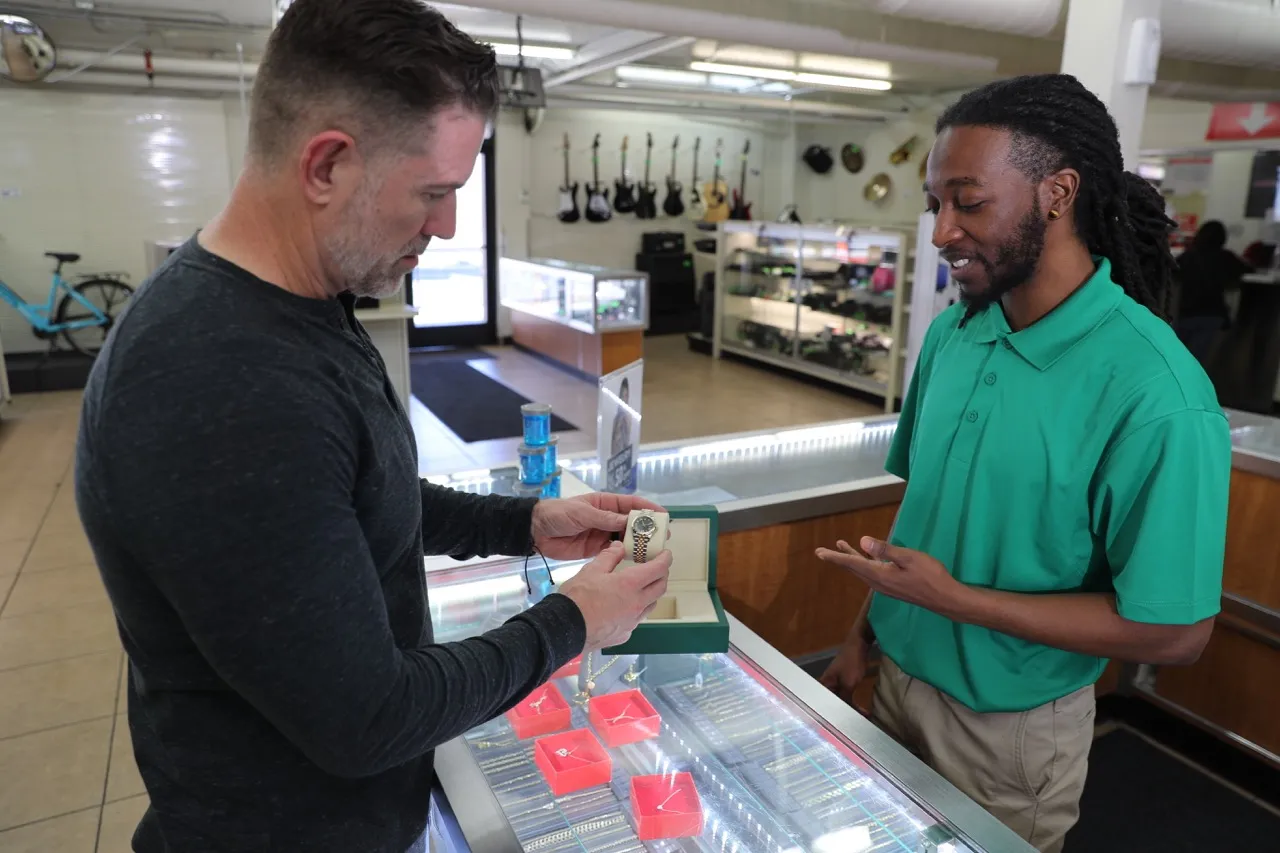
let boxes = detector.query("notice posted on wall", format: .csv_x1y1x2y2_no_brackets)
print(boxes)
598,359,643,494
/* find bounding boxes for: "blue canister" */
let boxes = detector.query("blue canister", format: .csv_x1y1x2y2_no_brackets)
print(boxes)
520,402,553,447
545,435,559,472
541,468,562,499
513,481,544,500
518,443,548,486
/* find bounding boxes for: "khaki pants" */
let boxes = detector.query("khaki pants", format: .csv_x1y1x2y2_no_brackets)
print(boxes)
872,657,1095,853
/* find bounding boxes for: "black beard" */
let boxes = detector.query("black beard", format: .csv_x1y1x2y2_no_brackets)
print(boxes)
959,203,1047,316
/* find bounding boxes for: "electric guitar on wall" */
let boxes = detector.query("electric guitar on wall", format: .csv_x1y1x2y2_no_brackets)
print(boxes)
686,137,705,221
585,134,612,223
556,133,580,224
613,136,636,214
635,133,658,219
700,138,730,224
728,139,752,221
662,135,684,217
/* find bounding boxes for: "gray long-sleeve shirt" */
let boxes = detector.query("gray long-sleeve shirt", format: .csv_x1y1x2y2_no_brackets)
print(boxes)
74,239,585,852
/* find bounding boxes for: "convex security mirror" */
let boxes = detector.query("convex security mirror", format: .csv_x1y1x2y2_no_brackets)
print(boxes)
1,15,56,83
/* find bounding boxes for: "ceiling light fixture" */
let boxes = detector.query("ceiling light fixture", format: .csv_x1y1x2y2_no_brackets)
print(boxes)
487,43,575,61
798,53,892,80
690,62,891,92
615,65,708,87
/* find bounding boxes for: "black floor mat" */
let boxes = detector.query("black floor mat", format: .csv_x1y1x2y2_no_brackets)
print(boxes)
1069,728,1280,852
409,358,575,443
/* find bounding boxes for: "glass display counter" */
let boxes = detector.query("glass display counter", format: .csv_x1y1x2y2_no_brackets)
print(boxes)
501,257,648,334
712,224,910,411
500,257,648,377
428,556,1035,853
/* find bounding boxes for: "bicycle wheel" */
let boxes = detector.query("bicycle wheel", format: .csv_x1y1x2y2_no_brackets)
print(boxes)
55,278,135,357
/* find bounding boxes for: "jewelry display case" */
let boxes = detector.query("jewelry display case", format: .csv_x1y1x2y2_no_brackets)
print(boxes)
711,223,911,411
427,555,1035,853
500,257,649,377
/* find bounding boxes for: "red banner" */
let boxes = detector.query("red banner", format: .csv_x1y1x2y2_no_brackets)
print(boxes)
1206,102,1280,141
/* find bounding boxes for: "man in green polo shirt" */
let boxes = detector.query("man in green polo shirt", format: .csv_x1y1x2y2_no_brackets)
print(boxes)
819,75,1231,852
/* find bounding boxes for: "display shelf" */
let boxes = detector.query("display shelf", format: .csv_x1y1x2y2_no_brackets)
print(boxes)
711,222,910,412
500,257,648,334
428,556,1033,853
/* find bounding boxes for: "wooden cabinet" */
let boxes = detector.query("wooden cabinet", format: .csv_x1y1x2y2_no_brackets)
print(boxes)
510,310,643,378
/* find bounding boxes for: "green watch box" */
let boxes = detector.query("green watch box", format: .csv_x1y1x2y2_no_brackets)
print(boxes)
602,506,730,656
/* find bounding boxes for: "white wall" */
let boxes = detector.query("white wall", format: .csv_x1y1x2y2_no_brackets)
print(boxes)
791,113,939,230
0,87,235,354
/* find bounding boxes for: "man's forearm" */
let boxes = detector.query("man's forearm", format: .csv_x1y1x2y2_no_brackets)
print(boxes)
840,590,876,648
420,481,536,558
944,587,1212,665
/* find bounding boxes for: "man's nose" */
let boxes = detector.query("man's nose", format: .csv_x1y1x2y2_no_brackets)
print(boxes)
932,209,963,249
422,194,458,241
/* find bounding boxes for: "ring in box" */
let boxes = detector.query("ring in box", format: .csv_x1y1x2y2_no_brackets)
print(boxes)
505,683,571,740
532,729,612,796
588,689,661,748
604,506,729,656
551,655,582,681
630,772,703,840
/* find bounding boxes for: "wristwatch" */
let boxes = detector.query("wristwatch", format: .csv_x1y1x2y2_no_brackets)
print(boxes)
631,513,658,563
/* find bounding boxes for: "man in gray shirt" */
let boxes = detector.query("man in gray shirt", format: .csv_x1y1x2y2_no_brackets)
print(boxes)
74,1,671,850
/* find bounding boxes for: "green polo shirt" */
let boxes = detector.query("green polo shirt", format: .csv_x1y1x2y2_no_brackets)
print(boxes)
871,257,1231,713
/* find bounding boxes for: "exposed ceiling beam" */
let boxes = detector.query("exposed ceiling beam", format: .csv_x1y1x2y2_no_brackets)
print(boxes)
543,36,695,88
543,29,664,73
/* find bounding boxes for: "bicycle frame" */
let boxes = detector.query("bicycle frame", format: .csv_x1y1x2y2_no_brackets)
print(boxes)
0,272,109,334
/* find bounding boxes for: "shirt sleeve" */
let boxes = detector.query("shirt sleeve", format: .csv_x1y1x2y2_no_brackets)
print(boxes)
1091,409,1231,625
93,361,584,779
419,483,537,559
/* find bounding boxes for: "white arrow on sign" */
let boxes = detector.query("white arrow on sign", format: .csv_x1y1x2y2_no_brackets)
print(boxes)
1238,103,1276,136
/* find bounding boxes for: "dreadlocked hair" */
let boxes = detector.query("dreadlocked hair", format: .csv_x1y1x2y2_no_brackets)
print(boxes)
936,74,1177,321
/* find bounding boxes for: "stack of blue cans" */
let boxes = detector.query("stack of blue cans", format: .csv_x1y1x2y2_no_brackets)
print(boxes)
518,403,562,499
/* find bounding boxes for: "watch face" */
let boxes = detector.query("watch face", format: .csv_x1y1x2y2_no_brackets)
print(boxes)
633,515,657,536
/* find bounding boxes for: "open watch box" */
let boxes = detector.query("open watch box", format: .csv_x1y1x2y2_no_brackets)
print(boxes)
602,506,729,656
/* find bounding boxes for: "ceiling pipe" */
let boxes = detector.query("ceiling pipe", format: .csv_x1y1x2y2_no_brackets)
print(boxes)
543,36,694,88
868,0,1064,38
454,0,998,71
1161,0,1280,70
544,97,869,126
58,49,256,79
42,70,241,93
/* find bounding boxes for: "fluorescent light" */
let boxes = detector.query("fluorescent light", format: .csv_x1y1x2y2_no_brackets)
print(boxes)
799,53,892,80
795,72,892,91
690,61,794,82
696,44,797,69
616,65,708,87
690,61,891,92
487,42,574,61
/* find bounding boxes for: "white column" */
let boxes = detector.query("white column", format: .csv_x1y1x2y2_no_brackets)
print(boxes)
1060,0,1163,170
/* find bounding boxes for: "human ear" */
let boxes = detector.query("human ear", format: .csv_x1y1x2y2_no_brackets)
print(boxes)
297,130,360,206
1044,168,1081,222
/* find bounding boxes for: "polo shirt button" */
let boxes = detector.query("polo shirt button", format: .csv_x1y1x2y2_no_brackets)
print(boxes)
985,373,997,385
966,410,979,422
1003,339,1014,350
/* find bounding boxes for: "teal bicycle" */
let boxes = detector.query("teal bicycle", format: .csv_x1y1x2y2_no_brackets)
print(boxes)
0,252,134,357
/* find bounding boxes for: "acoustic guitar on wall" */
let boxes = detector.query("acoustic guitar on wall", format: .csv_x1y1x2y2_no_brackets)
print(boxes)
662,135,684,217
635,133,658,220
700,138,730,224
613,136,637,214
686,137,705,221
728,139,752,221
584,134,612,223
556,133,579,224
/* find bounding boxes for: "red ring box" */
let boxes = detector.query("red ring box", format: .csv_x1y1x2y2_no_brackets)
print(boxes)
532,729,612,796
505,683,571,740
551,655,582,681
587,689,661,748
630,772,703,840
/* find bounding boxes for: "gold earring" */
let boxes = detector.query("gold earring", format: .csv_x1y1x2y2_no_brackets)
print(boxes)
1048,209,1061,220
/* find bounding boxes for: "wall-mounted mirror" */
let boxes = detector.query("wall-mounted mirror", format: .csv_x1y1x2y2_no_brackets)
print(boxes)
1,15,57,83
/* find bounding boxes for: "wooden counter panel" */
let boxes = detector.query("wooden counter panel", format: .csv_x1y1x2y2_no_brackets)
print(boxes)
510,311,644,378
600,330,644,375
1223,469,1280,611
1151,614,1280,757
717,503,899,659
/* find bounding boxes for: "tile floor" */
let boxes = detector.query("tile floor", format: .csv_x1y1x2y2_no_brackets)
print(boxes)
0,335,879,850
